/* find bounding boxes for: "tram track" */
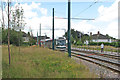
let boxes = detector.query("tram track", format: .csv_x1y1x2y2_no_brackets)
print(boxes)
54,46,120,73
70,50,120,74
72,51,119,65
58,48,120,74
71,48,120,60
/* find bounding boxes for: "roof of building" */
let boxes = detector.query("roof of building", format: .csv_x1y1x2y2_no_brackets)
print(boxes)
58,37,66,39
84,34,89,36
22,32,28,37
91,34,110,39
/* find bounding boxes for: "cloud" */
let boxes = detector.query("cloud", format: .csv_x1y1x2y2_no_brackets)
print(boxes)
23,0,119,39
0,5,8,28
97,0,119,38
0,8,1,16
20,3,39,18
97,0,118,22
31,2,41,8
14,2,49,36
72,21,96,34
24,14,68,38
103,21,118,38
19,2,47,19
16,2,67,38
27,16,68,38
1,1,119,39
39,8,47,15
87,0,119,38
71,0,119,38
0,8,2,26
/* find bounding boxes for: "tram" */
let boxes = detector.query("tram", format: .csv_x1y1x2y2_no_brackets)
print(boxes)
56,37,66,51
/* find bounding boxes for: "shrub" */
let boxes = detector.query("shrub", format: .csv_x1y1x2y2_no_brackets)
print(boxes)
89,42,120,47
2,29,23,46
89,42,110,46
110,42,116,46
89,42,97,45
22,42,30,46
76,41,83,46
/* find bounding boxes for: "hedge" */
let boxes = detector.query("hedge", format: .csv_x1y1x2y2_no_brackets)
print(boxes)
89,42,120,47
22,42,30,46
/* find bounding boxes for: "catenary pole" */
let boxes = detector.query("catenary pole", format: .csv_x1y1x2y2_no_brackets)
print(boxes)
52,8,54,50
68,0,71,57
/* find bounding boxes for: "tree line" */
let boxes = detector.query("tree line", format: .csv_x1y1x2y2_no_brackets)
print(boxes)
2,28,36,46
63,29,120,47
1,3,35,46
63,29,90,45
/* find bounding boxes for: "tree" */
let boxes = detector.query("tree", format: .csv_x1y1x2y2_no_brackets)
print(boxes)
11,4,25,30
81,35,89,43
28,29,36,46
2,29,22,46
63,29,80,42
1,1,5,29
71,35,74,44
63,29,87,45
11,3,26,53
28,32,30,36
29,37,36,46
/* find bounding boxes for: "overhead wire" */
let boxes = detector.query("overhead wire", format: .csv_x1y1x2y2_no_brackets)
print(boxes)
54,0,99,20
14,1,99,36
73,0,99,18
55,17,95,20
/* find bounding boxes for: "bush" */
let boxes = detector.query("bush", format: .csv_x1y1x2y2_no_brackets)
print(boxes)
116,41,120,47
89,42,97,45
2,29,23,46
98,42,110,46
29,38,36,46
114,42,120,48
22,42,30,46
76,41,83,46
118,49,120,53
89,42,110,46
89,42,120,48
110,42,116,46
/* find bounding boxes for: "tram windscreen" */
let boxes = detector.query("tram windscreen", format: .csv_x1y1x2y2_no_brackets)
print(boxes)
56,40,66,46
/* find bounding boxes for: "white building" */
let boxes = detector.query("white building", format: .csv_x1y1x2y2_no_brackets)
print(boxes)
91,32,114,43
22,32,30,42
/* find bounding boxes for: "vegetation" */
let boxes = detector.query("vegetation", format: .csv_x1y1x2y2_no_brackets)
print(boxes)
1,2,27,64
89,42,120,48
64,29,119,48
63,29,89,45
2,29,35,46
11,4,26,31
2,45,96,78
72,45,120,53
2,29,22,46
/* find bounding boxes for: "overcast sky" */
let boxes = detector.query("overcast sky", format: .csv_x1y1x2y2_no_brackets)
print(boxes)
0,0,119,39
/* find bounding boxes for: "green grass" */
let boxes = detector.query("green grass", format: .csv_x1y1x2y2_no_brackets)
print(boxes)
2,45,96,78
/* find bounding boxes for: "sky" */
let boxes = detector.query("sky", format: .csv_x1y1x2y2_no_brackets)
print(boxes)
0,0,119,39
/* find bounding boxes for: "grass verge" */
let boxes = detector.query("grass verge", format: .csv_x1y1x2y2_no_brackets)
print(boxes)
2,45,97,78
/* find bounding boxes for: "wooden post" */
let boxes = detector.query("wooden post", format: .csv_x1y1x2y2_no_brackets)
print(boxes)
8,0,11,65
